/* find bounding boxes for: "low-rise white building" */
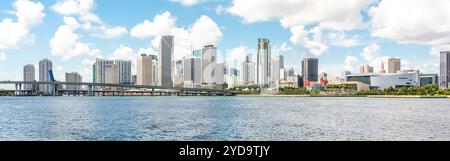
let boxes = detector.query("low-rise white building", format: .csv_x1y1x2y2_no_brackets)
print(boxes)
346,70,420,90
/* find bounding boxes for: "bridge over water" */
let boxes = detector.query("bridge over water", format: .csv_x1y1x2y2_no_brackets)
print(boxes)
0,81,241,96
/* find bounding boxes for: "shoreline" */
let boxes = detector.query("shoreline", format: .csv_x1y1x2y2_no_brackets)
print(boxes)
237,94,450,99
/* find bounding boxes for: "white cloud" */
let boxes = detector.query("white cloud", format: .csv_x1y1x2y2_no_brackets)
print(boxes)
0,0,45,50
227,0,375,59
0,52,6,61
226,45,253,62
190,15,223,49
52,0,127,39
430,44,450,58
345,55,359,72
290,26,329,57
111,44,135,60
50,17,101,60
326,32,359,47
92,26,128,39
227,0,374,30
170,0,204,6
130,11,175,39
110,44,138,75
360,43,381,62
273,42,293,55
131,11,223,60
370,0,450,45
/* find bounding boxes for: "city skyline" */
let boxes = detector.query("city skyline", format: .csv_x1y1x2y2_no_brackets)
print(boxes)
1,0,450,84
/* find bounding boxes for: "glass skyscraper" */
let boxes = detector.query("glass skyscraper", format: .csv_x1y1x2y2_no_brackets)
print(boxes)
158,35,174,87
440,51,450,89
257,38,271,87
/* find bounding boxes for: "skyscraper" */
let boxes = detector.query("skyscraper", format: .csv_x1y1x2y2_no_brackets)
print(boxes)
158,35,174,87
241,54,255,85
39,59,53,95
105,64,119,84
93,63,97,83
388,58,401,73
360,64,374,74
23,64,35,90
379,62,386,73
202,45,217,86
95,58,114,83
115,59,132,84
183,57,202,88
440,51,450,89
137,54,154,86
272,55,284,83
257,38,271,87
65,72,82,90
215,63,225,88
174,59,184,87
302,58,319,83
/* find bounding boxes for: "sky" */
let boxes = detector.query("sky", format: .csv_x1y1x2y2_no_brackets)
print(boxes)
1,0,450,83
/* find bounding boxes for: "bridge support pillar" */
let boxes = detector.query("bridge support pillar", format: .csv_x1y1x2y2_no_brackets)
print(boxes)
19,83,22,96
14,83,18,96
88,85,93,96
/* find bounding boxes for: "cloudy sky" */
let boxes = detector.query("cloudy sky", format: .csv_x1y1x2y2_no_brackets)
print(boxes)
0,0,449,83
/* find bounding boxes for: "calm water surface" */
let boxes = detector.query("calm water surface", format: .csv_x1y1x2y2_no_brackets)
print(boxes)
1,96,450,141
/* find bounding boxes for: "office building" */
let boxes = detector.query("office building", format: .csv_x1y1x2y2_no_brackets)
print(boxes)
115,59,132,84
256,38,271,87
202,45,217,86
288,68,295,77
272,55,284,83
39,59,53,94
379,62,386,73
65,72,82,90
216,63,225,88
193,49,202,57
440,51,450,88
302,58,319,86
23,64,35,90
137,54,154,86
158,35,174,87
183,57,202,88
174,59,184,87
93,63,97,83
241,54,255,85
360,64,374,74
420,74,439,87
388,58,401,73
131,75,137,85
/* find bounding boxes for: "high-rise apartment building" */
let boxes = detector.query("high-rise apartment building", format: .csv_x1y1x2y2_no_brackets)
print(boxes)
105,64,119,84
388,58,401,73
39,59,53,94
241,54,255,85
95,58,114,84
23,64,35,90
257,38,271,87
115,59,132,84
360,64,374,74
65,72,82,90
137,54,154,85
202,45,217,86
